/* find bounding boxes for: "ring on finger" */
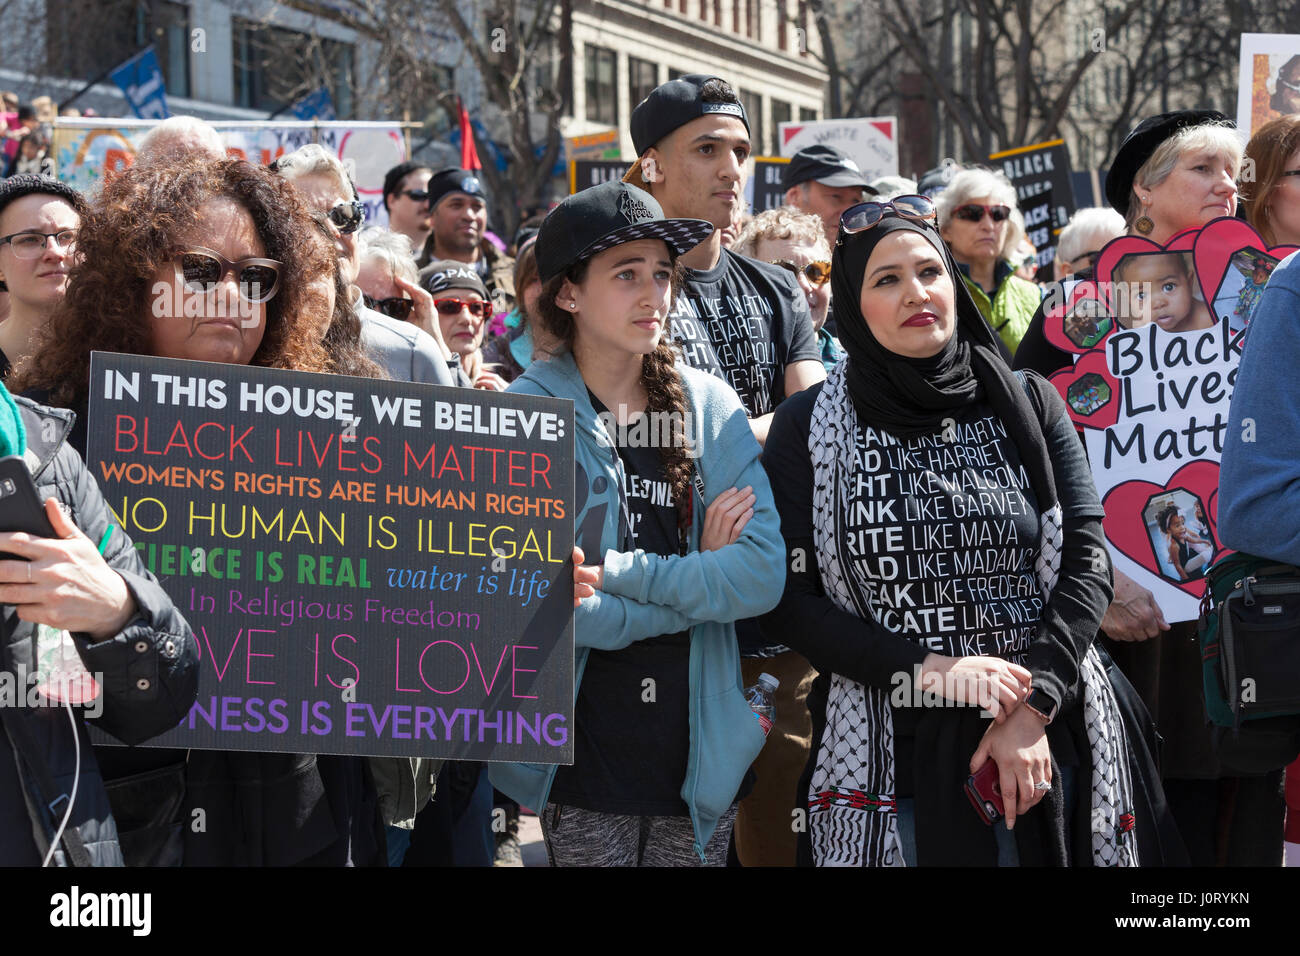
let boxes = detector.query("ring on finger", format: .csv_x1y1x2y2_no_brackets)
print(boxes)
1033,780,1051,792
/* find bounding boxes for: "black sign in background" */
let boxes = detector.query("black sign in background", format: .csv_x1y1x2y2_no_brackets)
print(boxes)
990,140,1077,282
87,353,574,763
749,158,791,214
569,160,631,193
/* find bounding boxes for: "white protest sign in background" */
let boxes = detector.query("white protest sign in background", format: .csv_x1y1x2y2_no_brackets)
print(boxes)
777,117,899,183
52,119,406,227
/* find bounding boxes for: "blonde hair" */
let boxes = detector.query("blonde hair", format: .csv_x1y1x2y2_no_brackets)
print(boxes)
1127,122,1243,231
731,206,830,260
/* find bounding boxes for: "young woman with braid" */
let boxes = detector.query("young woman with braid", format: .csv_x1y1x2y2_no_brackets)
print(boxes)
488,181,787,866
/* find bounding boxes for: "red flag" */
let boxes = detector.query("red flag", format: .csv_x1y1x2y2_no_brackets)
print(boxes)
459,97,481,171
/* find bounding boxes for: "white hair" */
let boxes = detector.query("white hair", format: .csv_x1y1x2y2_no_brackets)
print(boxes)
869,176,919,201
935,166,1024,260
1056,207,1125,265
272,143,355,199
134,116,226,165
357,227,418,284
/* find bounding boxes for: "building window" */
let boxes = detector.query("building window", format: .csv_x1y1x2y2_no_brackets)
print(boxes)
714,0,722,26
44,0,191,99
800,106,818,122
668,68,684,81
629,57,658,112
771,99,791,152
778,0,788,49
584,44,618,127
733,0,741,33
232,18,355,117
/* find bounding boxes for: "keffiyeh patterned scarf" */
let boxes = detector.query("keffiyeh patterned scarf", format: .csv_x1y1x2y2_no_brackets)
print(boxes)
807,360,1137,867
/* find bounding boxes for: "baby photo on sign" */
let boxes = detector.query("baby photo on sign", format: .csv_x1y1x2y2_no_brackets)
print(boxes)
1110,251,1214,333
1142,491,1216,584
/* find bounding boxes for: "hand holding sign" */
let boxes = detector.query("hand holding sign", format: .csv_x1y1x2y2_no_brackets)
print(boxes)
0,499,136,641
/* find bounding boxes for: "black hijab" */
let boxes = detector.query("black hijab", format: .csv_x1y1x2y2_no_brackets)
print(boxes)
830,214,1057,520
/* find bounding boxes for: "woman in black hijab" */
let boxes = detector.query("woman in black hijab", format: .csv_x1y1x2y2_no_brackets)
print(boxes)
760,198,1178,866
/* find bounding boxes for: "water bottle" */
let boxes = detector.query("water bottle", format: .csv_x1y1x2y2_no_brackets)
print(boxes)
745,673,779,737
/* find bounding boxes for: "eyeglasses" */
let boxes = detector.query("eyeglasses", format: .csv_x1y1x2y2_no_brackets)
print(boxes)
328,199,366,235
398,189,430,202
433,297,488,317
175,247,282,303
769,259,832,286
952,203,1012,224
363,293,415,321
0,229,77,259
1069,250,1102,270
838,195,937,243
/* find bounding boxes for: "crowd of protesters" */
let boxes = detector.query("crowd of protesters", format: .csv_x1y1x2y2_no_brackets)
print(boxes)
3,74,1300,868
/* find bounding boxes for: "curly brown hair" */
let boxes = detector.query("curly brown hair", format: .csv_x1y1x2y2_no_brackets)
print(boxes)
538,259,694,509
306,211,381,379
12,158,352,405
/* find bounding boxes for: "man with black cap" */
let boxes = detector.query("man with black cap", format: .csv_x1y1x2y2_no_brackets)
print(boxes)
381,161,434,252
783,143,876,249
624,74,824,446
624,74,824,868
416,167,515,314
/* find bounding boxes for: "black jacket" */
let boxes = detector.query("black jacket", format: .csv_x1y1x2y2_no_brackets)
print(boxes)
0,397,198,866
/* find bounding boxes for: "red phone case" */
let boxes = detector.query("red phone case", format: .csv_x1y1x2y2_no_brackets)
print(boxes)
964,760,1004,825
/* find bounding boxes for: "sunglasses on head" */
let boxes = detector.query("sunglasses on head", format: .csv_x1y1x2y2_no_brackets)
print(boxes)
328,199,366,235
838,195,937,243
175,248,282,303
433,297,488,317
770,259,831,286
363,293,415,321
952,203,1012,223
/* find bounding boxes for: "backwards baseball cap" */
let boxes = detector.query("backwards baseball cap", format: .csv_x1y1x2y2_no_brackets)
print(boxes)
629,74,749,157
535,181,714,284
425,168,488,211
782,144,875,192
419,259,489,299
1104,109,1229,217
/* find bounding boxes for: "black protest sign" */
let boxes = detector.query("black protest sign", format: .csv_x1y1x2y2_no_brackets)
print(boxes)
750,157,791,213
87,353,575,763
989,139,1076,280
569,160,631,193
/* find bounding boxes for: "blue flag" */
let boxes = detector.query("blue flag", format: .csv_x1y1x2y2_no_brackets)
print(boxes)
110,46,170,120
290,88,336,121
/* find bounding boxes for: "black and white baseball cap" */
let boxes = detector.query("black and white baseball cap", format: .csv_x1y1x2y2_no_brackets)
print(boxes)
629,74,749,156
782,144,875,192
535,181,714,283
419,259,489,298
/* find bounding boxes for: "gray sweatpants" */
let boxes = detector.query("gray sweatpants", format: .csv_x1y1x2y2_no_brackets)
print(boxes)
539,802,738,867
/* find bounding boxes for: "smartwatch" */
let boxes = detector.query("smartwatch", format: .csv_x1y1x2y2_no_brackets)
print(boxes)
1024,688,1059,724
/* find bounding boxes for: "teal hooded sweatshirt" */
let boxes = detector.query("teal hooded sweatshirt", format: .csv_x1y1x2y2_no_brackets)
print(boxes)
488,350,786,859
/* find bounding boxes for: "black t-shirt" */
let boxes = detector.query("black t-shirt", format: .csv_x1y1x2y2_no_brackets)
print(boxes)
0,736,41,865
670,248,821,418
761,380,1107,797
549,397,691,815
